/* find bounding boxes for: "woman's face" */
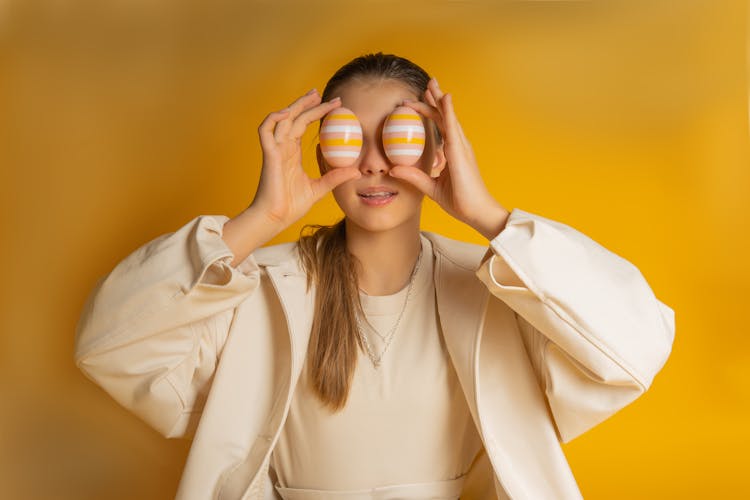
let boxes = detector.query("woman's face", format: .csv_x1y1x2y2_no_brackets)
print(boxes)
316,78,445,234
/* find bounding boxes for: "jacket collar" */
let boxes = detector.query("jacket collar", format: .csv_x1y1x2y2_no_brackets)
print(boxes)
253,231,486,273
253,240,303,273
255,232,489,410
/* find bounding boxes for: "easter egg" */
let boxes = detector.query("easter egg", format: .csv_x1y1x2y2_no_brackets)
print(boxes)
319,107,363,167
382,106,425,166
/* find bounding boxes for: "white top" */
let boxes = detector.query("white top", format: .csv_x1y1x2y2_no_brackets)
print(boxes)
270,234,484,499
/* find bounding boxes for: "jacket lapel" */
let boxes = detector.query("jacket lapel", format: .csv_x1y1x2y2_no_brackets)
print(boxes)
431,244,489,428
217,246,315,500
266,263,315,382
428,233,582,499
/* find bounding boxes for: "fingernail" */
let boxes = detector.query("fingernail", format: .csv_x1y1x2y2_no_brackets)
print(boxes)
329,96,341,102
306,88,318,96
432,77,440,87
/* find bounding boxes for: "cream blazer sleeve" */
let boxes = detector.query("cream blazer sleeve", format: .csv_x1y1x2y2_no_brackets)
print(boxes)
475,208,676,443
73,214,256,439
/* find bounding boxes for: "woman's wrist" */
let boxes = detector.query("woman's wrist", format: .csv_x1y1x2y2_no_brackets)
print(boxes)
222,205,286,267
470,203,510,241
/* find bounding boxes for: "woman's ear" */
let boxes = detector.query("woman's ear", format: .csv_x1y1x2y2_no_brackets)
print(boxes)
430,143,447,178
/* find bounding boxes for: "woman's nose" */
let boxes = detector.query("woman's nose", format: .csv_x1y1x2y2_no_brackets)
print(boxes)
358,141,391,175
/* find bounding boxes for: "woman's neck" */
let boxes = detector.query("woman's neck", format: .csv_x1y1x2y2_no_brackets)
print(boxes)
345,218,423,296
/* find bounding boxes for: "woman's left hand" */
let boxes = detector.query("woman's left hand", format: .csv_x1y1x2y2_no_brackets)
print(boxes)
389,78,510,240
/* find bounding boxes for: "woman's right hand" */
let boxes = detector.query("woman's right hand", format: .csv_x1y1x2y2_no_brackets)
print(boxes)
222,90,360,266
251,89,362,230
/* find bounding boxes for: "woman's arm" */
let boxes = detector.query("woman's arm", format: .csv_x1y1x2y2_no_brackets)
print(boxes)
74,88,358,440
475,208,676,443
74,213,261,439
394,78,674,441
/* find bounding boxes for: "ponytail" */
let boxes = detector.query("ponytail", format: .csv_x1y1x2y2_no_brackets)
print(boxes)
296,219,364,412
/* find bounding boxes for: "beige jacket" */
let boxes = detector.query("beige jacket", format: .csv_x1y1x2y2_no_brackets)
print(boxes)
73,208,675,500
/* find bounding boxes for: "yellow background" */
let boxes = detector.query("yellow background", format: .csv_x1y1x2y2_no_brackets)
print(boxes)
1,1,748,498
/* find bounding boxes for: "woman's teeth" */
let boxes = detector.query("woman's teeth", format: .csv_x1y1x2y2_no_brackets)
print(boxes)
360,192,394,198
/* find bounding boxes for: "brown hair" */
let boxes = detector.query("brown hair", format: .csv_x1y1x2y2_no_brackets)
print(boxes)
296,52,439,412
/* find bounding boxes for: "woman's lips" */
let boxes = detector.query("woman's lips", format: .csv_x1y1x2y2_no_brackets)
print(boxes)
357,188,398,207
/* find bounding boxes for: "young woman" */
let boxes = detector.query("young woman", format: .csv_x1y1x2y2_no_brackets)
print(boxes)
74,53,675,500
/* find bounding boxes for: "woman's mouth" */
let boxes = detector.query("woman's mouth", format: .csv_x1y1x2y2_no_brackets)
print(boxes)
357,190,397,206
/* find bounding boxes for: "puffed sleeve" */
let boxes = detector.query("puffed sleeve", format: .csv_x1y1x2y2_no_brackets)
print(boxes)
73,214,261,439
475,208,675,443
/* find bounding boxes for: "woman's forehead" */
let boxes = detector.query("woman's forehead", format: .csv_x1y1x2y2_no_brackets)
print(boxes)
337,79,421,120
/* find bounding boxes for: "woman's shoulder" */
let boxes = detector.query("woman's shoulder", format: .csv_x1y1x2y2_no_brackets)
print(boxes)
421,231,487,271
247,233,489,271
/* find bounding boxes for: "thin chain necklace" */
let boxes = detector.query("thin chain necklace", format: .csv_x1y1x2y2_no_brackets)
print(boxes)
356,246,423,369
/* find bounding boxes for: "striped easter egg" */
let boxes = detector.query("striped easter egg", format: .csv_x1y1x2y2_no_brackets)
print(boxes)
382,106,425,166
319,107,363,167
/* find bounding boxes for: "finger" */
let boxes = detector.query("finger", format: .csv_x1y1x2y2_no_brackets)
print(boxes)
426,79,451,139
388,166,437,198
401,99,443,127
424,85,446,130
286,88,321,120
311,167,362,201
430,89,470,151
290,97,342,139
455,116,469,147
427,77,445,101
440,93,461,147
258,109,291,152
275,89,322,140
425,86,439,108
402,98,446,146
442,93,473,151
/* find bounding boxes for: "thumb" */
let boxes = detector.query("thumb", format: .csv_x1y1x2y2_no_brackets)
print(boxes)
389,167,436,198
311,168,362,201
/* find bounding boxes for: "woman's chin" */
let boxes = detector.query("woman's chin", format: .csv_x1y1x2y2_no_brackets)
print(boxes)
336,193,422,234
344,212,415,234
